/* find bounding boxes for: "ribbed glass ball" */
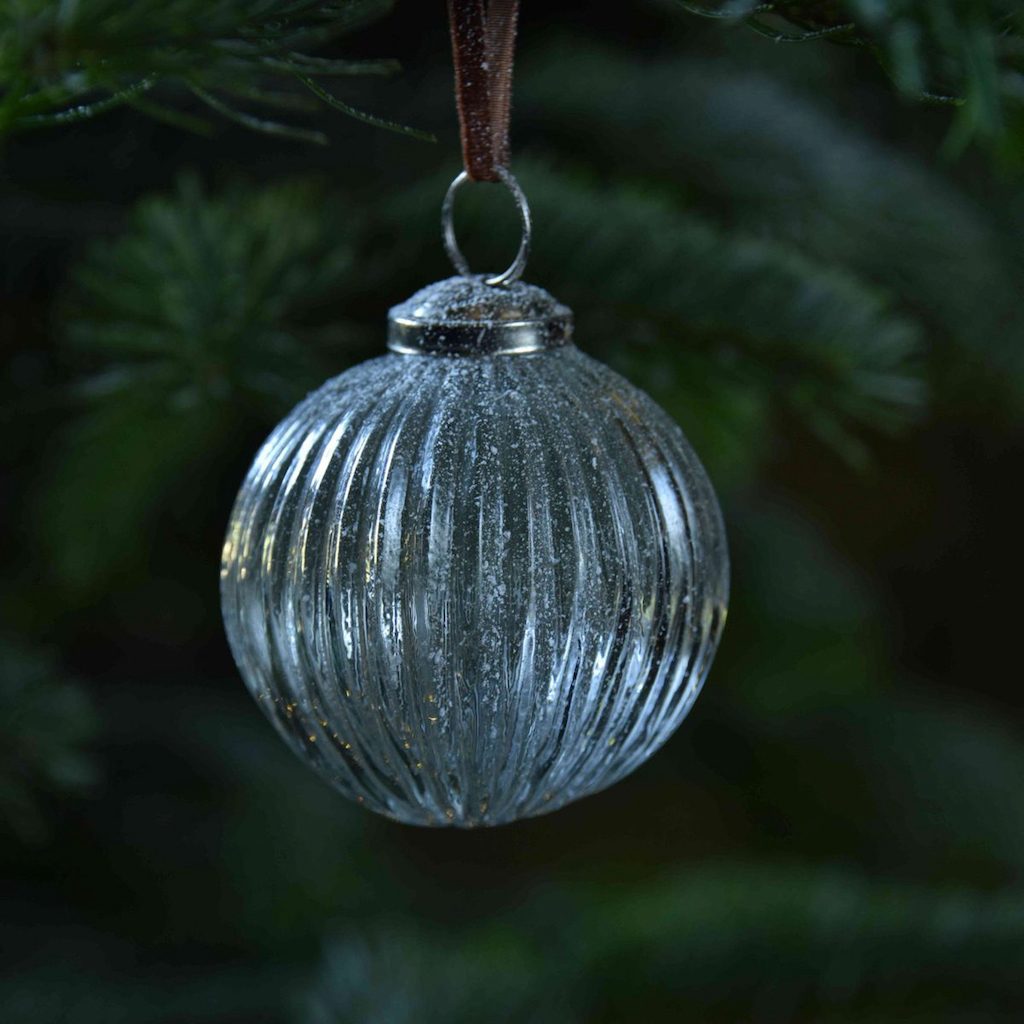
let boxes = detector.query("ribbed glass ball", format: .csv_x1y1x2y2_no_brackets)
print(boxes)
221,278,728,826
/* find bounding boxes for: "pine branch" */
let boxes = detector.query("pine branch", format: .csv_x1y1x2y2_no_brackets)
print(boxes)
678,0,1024,151
519,44,1024,410
44,175,364,592
64,175,356,396
533,168,926,469
0,0,432,142
299,868,1024,1021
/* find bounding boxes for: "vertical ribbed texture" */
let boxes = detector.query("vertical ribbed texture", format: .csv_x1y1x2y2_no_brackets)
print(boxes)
221,345,728,826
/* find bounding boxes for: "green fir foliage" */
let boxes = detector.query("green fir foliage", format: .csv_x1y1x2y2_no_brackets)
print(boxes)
679,0,1024,152
300,866,1024,1022
40,177,360,593
519,42,1024,407
0,0,432,141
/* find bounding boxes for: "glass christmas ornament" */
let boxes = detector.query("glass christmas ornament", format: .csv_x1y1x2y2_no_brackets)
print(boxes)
221,173,728,827
221,274,728,826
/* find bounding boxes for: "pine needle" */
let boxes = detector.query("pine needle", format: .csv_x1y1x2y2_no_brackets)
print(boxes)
295,73,437,141
189,83,329,144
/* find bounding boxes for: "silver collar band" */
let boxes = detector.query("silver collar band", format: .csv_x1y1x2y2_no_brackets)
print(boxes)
387,276,574,356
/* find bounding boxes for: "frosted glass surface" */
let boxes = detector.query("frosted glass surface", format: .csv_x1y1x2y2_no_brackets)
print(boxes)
221,345,728,826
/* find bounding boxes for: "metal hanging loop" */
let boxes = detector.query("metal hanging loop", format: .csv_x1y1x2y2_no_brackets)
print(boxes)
441,166,531,287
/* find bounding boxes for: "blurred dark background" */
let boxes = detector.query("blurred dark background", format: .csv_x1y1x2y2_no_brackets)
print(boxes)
2,1,1023,1020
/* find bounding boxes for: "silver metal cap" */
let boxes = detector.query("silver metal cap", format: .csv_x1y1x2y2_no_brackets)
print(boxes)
387,276,573,356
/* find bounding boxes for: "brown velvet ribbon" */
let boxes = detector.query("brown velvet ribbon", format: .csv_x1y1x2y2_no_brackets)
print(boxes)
446,0,520,182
